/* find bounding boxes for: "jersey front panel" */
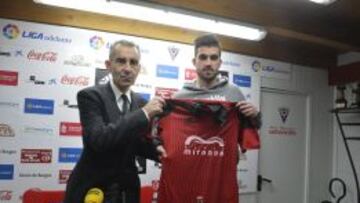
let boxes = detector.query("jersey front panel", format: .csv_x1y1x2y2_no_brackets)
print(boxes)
157,100,241,203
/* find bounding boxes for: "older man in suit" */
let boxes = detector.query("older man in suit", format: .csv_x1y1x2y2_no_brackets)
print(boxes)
64,40,166,203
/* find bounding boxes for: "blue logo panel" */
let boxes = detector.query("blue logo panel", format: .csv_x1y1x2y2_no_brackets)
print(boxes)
0,164,14,180
156,65,179,79
58,148,82,163
233,74,251,88
24,98,54,115
138,93,151,102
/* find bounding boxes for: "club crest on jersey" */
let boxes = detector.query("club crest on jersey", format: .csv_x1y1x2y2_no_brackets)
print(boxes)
278,107,290,123
183,135,224,157
168,46,179,61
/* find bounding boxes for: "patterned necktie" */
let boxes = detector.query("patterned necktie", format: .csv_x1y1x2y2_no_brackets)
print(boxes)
121,94,129,114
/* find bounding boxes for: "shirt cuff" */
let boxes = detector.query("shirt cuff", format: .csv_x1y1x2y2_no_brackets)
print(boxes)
142,108,150,121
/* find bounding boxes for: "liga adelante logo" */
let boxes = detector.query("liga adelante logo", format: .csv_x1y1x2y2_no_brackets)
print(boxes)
2,24,20,39
3,23,72,43
251,60,261,72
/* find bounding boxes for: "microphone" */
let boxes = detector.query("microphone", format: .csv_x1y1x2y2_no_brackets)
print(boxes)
84,188,104,203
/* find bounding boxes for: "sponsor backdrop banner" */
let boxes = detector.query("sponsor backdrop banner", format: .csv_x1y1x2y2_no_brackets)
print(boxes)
0,18,288,202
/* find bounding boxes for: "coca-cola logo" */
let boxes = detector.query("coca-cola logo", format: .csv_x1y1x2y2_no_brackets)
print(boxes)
27,50,57,62
0,70,18,86
21,149,52,163
0,190,12,201
61,75,89,86
59,122,82,136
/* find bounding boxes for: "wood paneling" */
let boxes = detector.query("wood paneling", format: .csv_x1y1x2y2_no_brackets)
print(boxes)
0,0,338,68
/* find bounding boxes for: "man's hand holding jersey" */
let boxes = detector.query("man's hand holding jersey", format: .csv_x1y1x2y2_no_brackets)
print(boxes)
142,97,168,160
142,97,166,119
236,101,259,118
236,101,261,129
156,145,167,160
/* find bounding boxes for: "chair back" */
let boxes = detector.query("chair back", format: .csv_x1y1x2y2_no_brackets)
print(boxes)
23,189,65,203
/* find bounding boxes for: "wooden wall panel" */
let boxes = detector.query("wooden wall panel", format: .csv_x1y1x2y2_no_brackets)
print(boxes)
0,0,336,69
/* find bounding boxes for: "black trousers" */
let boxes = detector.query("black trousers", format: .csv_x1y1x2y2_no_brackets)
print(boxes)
104,183,140,203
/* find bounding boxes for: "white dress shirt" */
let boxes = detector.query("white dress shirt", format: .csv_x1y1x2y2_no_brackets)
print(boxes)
109,77,131,112
109,76,149,119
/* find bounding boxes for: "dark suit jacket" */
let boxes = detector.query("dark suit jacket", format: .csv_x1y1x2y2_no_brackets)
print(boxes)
64,82,158,203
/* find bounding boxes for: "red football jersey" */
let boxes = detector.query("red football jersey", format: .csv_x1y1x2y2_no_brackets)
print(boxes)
153,99,260,203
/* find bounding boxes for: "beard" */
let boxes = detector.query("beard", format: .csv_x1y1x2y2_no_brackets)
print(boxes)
197,67,218,82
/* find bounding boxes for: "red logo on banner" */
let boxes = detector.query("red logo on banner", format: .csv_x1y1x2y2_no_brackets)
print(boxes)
27,50,57,62
61,75,89,86
184,68,197,80
59,169,72,184
59,122,82,136
0,71,18,86
0,190,12,201
21,149,52,163
155,87,178,99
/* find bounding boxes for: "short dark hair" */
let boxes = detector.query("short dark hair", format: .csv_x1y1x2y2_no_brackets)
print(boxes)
194,34,222,56
109,40,141,60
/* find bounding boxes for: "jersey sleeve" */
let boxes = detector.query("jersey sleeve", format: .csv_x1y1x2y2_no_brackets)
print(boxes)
238,115,260,152
148,117,163,147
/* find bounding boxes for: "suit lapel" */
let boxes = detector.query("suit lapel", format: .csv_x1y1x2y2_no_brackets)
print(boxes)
102,82,121,122
101,84,144,121
130,91,140,112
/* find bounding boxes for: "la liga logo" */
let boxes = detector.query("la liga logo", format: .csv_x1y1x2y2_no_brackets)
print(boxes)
89,35,105,50
2,24,20,39
251,60,261,72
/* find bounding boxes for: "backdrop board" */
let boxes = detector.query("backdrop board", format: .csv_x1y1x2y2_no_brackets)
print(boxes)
0,18,268,202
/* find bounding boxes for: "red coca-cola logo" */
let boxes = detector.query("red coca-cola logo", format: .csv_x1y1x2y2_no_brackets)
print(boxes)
21,149,52,163
27,50,57,62
155,87,178,99
59,122,82,136
61,75,89,86
0,190,12,201
0,71,18,86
